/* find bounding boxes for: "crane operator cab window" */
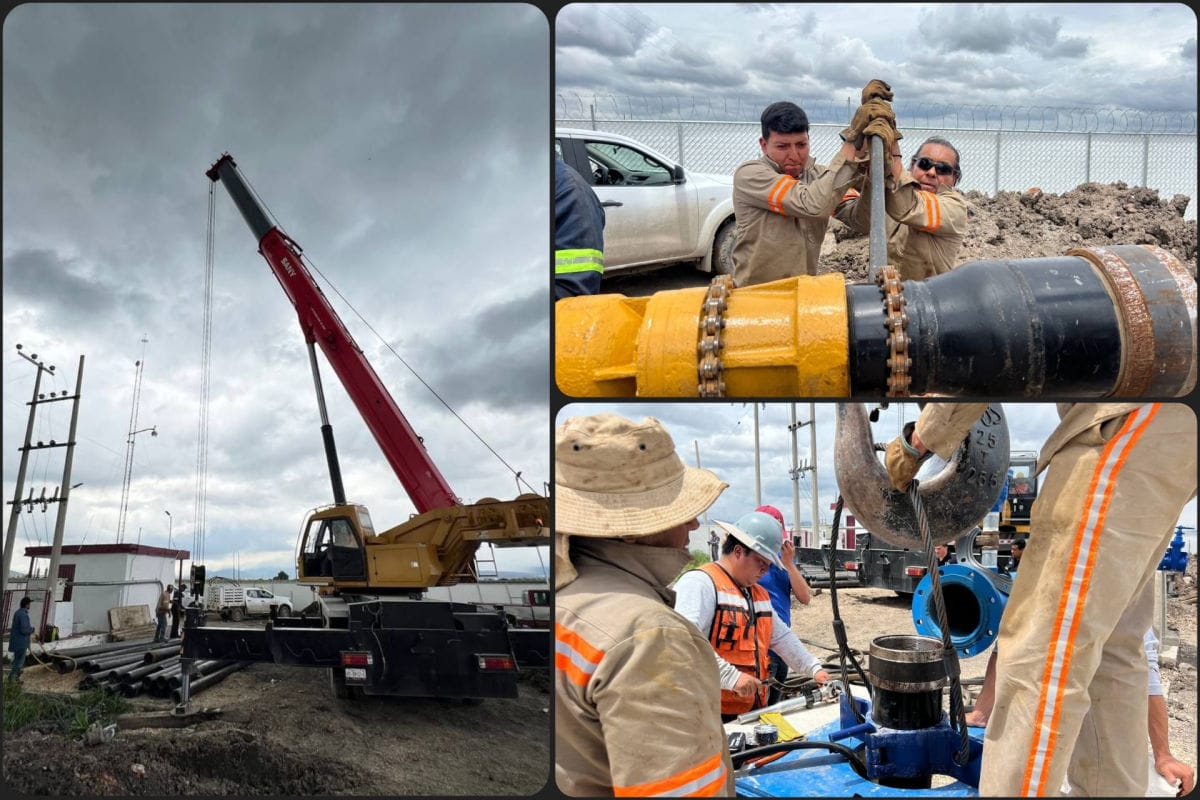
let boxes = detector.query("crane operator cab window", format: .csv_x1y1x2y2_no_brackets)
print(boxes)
302,516,366,581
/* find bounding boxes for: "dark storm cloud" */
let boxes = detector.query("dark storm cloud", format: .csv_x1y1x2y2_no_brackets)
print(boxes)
3,250,124,315
415,286,548,409
1181,38,1197,61
4,4,549,579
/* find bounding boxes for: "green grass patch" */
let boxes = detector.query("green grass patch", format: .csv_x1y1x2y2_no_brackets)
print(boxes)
2,679,129,736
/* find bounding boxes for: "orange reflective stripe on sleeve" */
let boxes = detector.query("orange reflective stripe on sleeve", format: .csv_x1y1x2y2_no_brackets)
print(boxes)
613,752,728,797
767,175,796,215
555,622,604,687
1020,404,1160,797
917,190,942,232
834,188,861,217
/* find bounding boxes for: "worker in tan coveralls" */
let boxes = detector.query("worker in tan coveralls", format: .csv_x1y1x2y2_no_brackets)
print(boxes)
555,413,735,797
885,402,1196,797
835,134,970,280
730,99,870,287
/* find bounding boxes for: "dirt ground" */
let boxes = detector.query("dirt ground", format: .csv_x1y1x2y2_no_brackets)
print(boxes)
601,181,1197,295
783,554,1198,773
824,181,1196,282
3,659,549,796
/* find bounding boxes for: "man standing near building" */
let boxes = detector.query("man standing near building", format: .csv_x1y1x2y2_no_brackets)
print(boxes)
730,92,888,287
836,135,969,281
753,504,813,706
7,596,35,683
154,585,172,643
555,413,734,797
675,510,831,720
884,402,1196,796
554,159,606,300
169,582,187,639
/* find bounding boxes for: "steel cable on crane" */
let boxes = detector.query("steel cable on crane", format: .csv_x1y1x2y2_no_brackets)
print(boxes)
235,167,541,497
193,186,217,566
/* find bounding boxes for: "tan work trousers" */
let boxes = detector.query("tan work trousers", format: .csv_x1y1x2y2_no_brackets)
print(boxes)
979,403,1196,797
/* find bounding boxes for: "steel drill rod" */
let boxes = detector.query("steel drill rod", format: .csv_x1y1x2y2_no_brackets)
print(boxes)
868,135,886,284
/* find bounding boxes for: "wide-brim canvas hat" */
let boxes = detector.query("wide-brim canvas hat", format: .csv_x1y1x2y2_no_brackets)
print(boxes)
556,413,728,537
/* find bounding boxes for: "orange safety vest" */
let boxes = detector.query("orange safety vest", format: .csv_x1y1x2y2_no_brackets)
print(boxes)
697,562,773,714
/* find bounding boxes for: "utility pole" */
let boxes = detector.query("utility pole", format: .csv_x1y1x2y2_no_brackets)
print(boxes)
790,404,820,546
42,355,85,638
789,404,801,541
3,345,56,584
694,441,711,532
753,404,762,506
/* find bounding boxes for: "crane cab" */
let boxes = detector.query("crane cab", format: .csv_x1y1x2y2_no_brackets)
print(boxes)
1000,452,1039,536
297,504,373,588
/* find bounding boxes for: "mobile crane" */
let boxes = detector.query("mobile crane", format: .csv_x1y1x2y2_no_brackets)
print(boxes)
178,154,549,705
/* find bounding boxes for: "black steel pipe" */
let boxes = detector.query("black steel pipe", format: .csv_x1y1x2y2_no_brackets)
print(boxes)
142,645,182,664
847,245,1196,397
165,660,220,689
172,661,251,703
120,655,181,685
867,635,946,731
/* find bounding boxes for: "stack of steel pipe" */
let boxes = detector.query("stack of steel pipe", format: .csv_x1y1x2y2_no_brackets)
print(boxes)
49,638,167,674
145,659,222,697
79,638,181,672
116,655,182,697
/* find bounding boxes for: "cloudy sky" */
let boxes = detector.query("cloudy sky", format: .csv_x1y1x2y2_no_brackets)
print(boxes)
556,3,1197,118
557,403,1199,553
3,4,551,581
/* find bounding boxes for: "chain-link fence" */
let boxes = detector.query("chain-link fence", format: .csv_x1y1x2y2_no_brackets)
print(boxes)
557,97,1197,218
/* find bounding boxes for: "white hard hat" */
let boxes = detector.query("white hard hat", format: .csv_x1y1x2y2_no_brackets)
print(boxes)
715,511,784,570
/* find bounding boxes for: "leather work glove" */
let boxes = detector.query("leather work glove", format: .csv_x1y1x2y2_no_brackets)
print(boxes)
861,117,903,156
884,421,929,491
841,99,896,145
861,78,893,104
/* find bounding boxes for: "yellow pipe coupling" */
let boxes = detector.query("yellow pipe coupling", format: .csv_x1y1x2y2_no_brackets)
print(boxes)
555,274,851,397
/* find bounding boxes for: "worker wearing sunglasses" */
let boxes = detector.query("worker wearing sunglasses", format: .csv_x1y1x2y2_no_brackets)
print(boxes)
836,135,969,281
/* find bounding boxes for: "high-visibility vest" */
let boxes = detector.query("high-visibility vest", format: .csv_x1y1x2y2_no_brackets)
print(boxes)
697,562,773,714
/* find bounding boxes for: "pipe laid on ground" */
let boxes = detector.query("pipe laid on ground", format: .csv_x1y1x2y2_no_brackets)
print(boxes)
171,661,251,703
142,644,182,664
119,655,181,685
57,638,180,673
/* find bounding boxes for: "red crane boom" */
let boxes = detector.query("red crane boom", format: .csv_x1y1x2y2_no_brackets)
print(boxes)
206,153,458,514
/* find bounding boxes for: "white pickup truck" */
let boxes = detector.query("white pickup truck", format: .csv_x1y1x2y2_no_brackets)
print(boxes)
556,128,735,276
206,585,292,622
